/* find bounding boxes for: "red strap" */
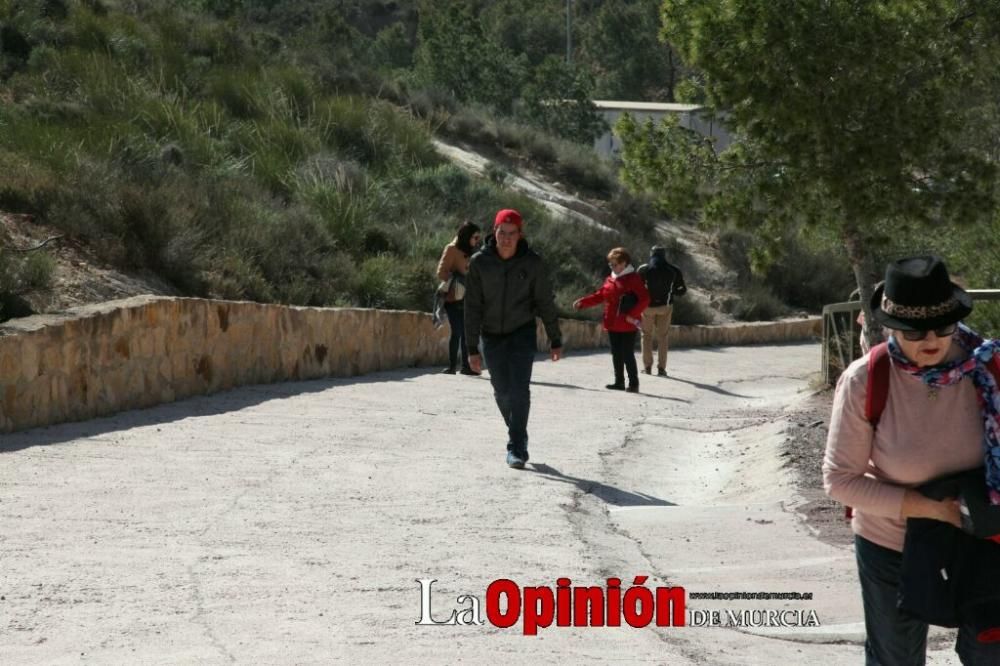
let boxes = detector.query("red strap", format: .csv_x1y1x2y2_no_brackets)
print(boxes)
865,342,891,425
978,627,1000,644
847,344,892,521
989,356,1000,387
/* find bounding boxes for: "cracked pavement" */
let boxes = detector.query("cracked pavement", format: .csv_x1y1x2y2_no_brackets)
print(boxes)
0,343,964,664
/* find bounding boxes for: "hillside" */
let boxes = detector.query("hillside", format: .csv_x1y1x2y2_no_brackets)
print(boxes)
3,1,844,328
0,134,737,323
0,212,176,315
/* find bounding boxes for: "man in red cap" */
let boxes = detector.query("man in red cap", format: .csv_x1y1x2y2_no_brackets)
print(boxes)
465,208,563,469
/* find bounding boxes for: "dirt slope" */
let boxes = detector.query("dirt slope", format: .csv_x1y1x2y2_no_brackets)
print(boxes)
1,212,177,316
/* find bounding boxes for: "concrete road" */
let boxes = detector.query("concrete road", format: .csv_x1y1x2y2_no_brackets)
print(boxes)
0,343,963,664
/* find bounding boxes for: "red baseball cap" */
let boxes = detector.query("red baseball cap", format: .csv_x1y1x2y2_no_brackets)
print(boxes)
494,209,523,230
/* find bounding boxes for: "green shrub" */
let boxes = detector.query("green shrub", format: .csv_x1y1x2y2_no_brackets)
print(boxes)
715,227,854,313
313,96,436,169
520,129,557,165
404,84,459,119
763,241,855,312
292,154,367,194
715,228,753,285
670,294,715,325
353,255,402,308
207,68,263,119
230,119,318,196
553,143,615,196
368,99,439,168
203,250,273,301
606,191,656,236
409,163,471,209
303,181,381,254
0,248,55,295
485,161,512,186
966,302,1000,339
728,281,789,322
0,150,60,214
446,106,493,144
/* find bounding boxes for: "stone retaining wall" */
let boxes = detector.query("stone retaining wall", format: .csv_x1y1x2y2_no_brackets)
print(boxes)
0,296,820,433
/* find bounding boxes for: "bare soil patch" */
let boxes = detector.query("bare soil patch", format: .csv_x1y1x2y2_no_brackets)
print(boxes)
1,213,176,315
783,387,855,547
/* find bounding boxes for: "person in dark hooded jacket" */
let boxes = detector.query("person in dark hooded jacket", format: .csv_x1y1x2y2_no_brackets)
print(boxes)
637,246,686,376
465,209,563,470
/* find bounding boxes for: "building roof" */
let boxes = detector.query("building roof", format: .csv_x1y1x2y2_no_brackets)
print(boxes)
592,100,702,113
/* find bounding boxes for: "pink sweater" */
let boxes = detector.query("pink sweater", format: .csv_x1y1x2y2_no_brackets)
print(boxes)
822,354,984,552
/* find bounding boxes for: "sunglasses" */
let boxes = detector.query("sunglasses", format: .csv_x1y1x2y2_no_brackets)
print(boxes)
898,323,958,341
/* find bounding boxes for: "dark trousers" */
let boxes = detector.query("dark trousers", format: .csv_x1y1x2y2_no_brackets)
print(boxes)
856,535,1000,665
856,535,928,665
444,301,468,370
608,330,638,387
481,324,536,458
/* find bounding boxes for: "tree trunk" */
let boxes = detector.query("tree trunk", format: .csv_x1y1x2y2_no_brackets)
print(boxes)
842,227,883,348
665,49,676,103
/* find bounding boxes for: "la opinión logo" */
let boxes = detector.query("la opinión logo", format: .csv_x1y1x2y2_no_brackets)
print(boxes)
415,576,685,635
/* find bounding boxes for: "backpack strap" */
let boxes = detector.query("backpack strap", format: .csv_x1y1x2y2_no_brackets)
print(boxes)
865,342,891,426
845,342,891,521
989,355,1000,388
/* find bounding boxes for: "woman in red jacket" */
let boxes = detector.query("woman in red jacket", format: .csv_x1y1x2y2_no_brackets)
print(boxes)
574,247,650,393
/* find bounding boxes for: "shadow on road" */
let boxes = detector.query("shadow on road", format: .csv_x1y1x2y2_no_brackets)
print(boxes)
666,374,754,399
529,380,692,403
527,463,676,508
0,367,444,453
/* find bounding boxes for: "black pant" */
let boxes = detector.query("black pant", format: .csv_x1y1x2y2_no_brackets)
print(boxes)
444,301,468,370
855,535,1000,665
481,324,536,458
608,331,638,387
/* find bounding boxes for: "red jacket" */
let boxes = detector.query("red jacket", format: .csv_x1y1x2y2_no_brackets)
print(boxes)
577,269,650,333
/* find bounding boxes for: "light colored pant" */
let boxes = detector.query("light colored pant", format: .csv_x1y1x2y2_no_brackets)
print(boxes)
641,304,673,370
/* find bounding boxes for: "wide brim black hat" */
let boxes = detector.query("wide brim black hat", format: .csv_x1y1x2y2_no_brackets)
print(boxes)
870,255,972,331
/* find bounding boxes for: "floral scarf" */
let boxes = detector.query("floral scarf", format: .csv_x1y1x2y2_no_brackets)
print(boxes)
887,323,1000,505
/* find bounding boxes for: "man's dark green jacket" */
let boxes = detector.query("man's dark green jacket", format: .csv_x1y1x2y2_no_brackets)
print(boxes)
464,239,562,355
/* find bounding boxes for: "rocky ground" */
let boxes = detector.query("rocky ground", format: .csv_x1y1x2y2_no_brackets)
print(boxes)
782,388,854,547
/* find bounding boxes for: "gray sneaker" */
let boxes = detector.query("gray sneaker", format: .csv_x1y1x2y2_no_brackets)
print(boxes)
657,367,668,377
506,451,526,469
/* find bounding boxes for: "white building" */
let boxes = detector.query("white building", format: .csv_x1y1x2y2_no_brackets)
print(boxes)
592,100,733,159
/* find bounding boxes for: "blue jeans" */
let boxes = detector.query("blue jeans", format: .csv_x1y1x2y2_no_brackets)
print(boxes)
444,301,468,370
856,535,1000,665
481,323,536,459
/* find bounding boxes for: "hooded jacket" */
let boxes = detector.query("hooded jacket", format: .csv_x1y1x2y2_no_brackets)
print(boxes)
576,266,650,333
464,238,562,355
638,251,687,307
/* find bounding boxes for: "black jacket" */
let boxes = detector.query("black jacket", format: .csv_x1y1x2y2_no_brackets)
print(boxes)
898,470,1000,629
464,238,562,355
638,255,686,307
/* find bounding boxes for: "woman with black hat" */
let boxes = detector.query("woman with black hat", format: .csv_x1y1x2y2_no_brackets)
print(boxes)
823,255,1000,664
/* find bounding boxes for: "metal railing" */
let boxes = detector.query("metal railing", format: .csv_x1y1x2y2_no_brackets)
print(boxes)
821,289,1000,384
